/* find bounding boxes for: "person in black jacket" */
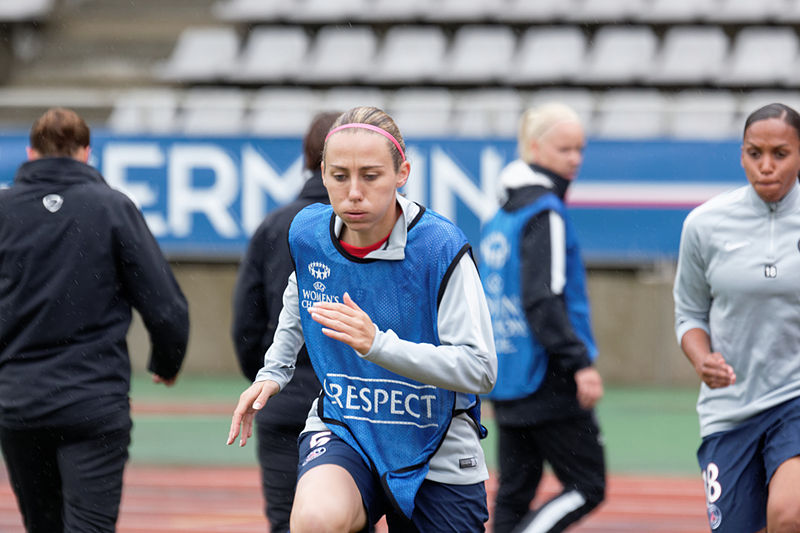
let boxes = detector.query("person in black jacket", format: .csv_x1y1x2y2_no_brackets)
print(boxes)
0,107,189,533
479,103,605,533
231,111,339,533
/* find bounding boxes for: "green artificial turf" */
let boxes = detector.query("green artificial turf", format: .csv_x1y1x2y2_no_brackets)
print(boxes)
128,374,702,475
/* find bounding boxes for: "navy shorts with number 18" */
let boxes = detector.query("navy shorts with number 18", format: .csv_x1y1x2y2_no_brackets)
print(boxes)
696,395,800,532
297,430,489,532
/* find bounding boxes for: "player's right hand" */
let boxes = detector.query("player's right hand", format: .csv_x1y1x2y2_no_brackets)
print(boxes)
696,352,736,389
227,380,279,447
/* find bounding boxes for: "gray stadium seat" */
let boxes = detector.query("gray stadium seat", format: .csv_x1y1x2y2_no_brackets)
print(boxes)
648,26,729,85
296,26,377,84
106,89,180,134
436,25,516,84
505,26,587,85
578,26,658,84
667,91,739,140
178,88,248,136
387,88,454,137
229,26,309,83
368,26,447,85
247,87,320,136
595,90,668,139
716,27,799,86
154,26,239,83
452,89,523,138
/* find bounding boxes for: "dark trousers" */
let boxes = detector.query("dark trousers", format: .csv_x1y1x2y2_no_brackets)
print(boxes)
0,410,131,533
493,413,606,533
257,422,305,533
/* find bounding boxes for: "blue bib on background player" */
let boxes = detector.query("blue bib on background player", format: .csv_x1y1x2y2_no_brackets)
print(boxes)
479,193,597,401
289,202,476,519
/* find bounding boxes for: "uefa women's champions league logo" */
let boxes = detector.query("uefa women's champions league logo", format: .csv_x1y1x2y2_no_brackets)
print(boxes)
480,232,510,270
308,261,330,280
301,261,339,308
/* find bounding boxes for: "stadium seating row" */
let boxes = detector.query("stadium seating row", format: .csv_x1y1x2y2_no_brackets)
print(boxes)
156,24,800,87
105,86,800,140
212,0,800,25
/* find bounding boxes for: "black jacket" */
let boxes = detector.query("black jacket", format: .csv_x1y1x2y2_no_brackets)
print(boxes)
492,163,594,426
0,157,189,429
231,171,325,427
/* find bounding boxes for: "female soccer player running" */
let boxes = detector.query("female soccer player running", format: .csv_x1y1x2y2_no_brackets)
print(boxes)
674,103,800,533
228,106,497,532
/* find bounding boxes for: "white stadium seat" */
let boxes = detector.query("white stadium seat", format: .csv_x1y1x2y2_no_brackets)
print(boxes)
649,26,729,85
704,0,782,23
154,26,239,83
296,26,377,84
387,88,454,137
436,25,516,84
506,26,587,85
452,89,523,138
527,88,598,133
716,27,799,86
667,91,739,140
212,0,295,22
737,91,800,126
361,0,430,22
0,0,54,21
287,0,369,24
637,0,715,22
494,0,578,23
178,88,248,136
319,87,386,113
368,26,447,85
106,89,180,134
568,0,648,22
423,0,503,23
229,26,309,83
247,88,321,136
578,26,658,84
595,90,668,139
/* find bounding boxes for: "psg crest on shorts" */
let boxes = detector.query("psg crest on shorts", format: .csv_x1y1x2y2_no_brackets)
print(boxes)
707,503,722,530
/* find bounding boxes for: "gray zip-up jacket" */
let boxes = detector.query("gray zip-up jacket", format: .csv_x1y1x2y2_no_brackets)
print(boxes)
256,193,498,485
674,181,800,437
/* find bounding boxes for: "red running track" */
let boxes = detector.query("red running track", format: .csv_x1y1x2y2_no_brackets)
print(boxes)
1,464,708,532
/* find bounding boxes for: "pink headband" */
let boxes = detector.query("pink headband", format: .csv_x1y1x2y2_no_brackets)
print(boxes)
325,123,406,161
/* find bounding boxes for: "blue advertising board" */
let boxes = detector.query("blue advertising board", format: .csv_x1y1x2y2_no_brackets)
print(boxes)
0,133,744,264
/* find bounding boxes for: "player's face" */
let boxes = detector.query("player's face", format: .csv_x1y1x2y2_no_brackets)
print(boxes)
322,130,410,246
531,121,585,181
741,117,800,204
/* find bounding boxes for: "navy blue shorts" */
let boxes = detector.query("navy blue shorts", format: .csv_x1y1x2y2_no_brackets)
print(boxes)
696,395,800,532
297,430,489,532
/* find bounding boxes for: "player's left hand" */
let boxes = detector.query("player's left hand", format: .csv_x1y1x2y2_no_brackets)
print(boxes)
575,367,603,409
309,292,375,355
152,374,176,387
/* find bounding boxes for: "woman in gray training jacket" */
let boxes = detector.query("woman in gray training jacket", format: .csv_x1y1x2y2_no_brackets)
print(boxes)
674,102,800,533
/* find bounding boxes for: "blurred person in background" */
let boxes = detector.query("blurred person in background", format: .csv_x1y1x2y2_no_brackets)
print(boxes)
0,107,189,533
231,110,339,533
674,102,800,533
228,106,496,532
479,102,606,533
